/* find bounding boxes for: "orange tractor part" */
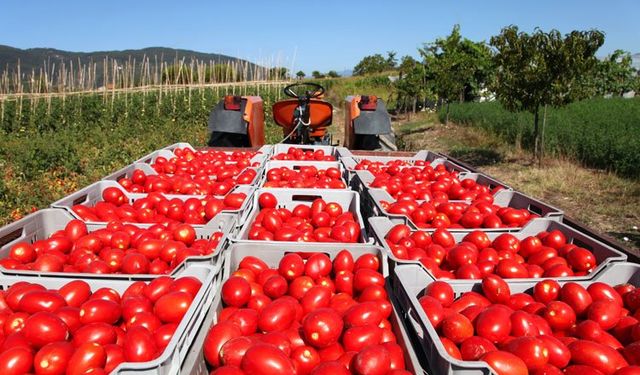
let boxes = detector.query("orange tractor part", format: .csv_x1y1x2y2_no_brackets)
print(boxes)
272,99,333,139
207,95,265,147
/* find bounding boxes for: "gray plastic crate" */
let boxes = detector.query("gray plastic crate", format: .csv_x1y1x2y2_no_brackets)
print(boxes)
103,162,261,187
135,145,269,167
179,291,428,375
270,144,340,160
232,188,369,244
50,180,255,232
260,160,349,189
179,242,427,373
392,261,640,375
365,188,563,232
0,208,236,281
0,263,216,375
369,216,627,283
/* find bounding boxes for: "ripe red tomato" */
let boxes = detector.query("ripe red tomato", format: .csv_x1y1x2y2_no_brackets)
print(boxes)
481,350,528,375
258,298,297,332
67,342,107,375
259,193,278,209
221,277,252,307
34,341,75,374
441,313,474,344
123,326,158,362
481,275,511,304
240,343,295,374
302,308,343,348
154,291,193,323
352,345,391,375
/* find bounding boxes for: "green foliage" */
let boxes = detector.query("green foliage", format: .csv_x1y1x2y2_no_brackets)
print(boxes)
587,50,639,97
440,98,640,178
326,70,341,78
353,54,392,76
311,71,325,79
0,84,285,224
420,25,493,107
296,71,306,79
394,56,430,112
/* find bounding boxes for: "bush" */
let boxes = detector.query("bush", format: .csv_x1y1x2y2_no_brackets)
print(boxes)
440,98,640,179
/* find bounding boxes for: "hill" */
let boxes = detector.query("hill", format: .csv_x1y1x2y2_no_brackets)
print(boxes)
0,45,262,86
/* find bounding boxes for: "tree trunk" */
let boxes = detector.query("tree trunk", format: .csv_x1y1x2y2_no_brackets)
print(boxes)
445,102,450,125
540,104,547,167
533,105,540,164
412,97,417,114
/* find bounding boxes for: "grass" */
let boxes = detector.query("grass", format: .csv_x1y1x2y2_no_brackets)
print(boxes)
395,112,640,252
442,98,640,179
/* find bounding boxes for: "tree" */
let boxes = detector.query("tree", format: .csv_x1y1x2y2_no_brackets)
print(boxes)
353,54,388,76
420,25,493,123
326,70,340,78
311,71,325,79
592,50,638,96
386,51,398,70
296,70,306,79
395,56,429,115
490,26,604,163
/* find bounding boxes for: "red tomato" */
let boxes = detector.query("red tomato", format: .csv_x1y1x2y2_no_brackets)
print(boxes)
123,326,158,362
560,282,593,316
79,298,121,324
568,340,628,375
441,313,474,344
0,346,33,374
259,193,278,208
475,305,512,343
481,275,511,304
34,341,75,375
481,350,528,375
221,277,252,307
504,336,549,370
154,291,193,323
424,281,455,307
459,336,497,361
533,279,560,304
352,345,391,375
23,311,69,348
203,321,242,367
67,342,107,375
258,298,296,332
342,324,382,352
290,346,321,375
302,308,343,348
240,343,295,374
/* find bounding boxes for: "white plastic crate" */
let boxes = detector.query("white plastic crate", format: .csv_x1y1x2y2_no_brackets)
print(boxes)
270,144,340,160
260,160,349,189
365,188,563,232
369,216,627,283
232,188,369,244
179,242,427,374
0,263,217,375
392,261,640,375
50,180,255,232
0,208,235,281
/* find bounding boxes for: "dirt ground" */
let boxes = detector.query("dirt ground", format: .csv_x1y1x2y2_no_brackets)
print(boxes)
387,113,640,253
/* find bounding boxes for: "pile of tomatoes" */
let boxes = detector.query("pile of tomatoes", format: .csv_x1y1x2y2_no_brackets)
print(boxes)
367,166,504,201
71,187,246,225
247,193,361,243
0,276,200,374
264,166,346,189
385,224,598,279
117,167,257,195
271,148,336,161
203,251,411,375
352,159,427,171
1,219,223,275
150,148,261,175
379,196,539,230
418,275,640,374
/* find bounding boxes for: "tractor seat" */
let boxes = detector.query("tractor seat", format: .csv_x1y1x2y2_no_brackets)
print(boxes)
272,99,333,128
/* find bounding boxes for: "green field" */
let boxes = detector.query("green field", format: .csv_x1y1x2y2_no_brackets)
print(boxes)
440,98,640,179
0,84,287,224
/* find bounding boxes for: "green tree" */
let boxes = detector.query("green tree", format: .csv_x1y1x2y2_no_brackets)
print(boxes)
386,51,398,69
311,71,325,79
296,70,306,79
593,50,638,96
490,26,604,163
353,54,388,76
420,25,493,123
395,56,429,115
326,70,340,78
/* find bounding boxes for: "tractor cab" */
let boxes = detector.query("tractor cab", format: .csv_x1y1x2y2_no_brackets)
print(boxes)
344,95,396,151
272,82,333,145
207,95,265,147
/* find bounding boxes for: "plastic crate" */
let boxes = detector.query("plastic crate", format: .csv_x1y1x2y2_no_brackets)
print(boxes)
0,263,216,375
270,144,340,160
232,188,369,244
0,208,236,281
369,216,627,283
103,162,261,187
391,261,640,375
365,188,563,232
179,242,427,374
50,180,255,231
260,160,349,189
135,145,269,168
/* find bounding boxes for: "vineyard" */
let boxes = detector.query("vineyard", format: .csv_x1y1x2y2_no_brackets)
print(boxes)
0,82,288,224
441,98,640,179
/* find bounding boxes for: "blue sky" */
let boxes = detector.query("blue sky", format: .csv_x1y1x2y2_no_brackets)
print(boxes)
1,0,638,73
